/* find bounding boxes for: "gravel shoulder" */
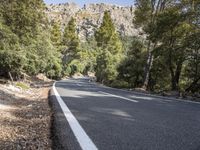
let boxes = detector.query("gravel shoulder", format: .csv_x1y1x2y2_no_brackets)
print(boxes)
0,80,53,150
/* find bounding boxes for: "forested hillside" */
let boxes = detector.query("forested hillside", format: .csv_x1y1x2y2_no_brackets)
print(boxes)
0,0,199,94
0,0,62,79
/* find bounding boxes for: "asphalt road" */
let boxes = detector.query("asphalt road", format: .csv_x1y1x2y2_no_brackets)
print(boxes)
51,78,200,150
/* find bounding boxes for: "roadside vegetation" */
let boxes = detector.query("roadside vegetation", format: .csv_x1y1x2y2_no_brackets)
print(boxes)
0,0,199,93
0,0,199,149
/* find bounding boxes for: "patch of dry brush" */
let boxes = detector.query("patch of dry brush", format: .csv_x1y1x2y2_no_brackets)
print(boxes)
0,80,53,150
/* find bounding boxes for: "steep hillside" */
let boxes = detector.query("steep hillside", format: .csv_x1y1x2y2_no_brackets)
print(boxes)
45,3,141,40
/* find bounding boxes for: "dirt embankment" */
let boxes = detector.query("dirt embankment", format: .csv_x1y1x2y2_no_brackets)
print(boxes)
0,78,53,150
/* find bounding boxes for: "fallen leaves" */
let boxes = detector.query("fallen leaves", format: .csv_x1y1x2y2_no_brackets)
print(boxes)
0,81,53,150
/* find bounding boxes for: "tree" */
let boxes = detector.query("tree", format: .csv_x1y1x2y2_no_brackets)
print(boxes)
61,17,80,76
131,0,200,93
62,17,80,58
0,0,63,79
134,0,169,90
181,0,200,93
118,37,147,88
1,0,45,40
151,0,199,91
95,11,123,83
50,21,61,47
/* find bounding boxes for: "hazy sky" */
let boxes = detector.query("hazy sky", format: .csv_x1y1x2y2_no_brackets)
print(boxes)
44,0,134,6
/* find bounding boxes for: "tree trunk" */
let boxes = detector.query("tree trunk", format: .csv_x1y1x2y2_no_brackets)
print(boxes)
8,72,14,85
171,77,178,91
174,61,182,85
170,60,183,91
185,77,200,93
142,41,154,90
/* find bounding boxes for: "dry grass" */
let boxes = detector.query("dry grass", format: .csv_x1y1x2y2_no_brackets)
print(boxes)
0,80,53,150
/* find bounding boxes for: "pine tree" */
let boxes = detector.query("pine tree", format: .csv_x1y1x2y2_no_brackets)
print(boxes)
61,17,80,76
50,21,61,46
95,11,123,83
2,0,45,40
151,0,200,91
134,0,168,90
62,17,80,58
0,0,63,79
118,38,146,88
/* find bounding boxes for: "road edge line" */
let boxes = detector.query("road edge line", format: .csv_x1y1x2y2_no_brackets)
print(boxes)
53,82,98,150
96,83,200,104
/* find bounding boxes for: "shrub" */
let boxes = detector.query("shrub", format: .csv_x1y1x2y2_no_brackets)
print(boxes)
110,80,130,89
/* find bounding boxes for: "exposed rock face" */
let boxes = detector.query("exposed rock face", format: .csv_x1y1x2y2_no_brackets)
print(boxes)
46,3,140,41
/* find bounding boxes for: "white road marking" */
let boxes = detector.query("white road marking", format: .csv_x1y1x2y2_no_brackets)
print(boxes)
99,91,138,103
99,84,200,104
130,95,172,103
53,83,98,150
76,83,82,86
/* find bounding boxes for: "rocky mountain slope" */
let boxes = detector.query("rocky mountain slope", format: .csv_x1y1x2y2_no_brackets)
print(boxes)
45,3,141,40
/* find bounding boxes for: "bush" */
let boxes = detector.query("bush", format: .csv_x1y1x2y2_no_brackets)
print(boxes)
45,56,62,80
0,50,25,78
110,80,130,89
63,59,86,76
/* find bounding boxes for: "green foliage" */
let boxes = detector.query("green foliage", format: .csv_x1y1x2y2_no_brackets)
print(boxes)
0,0,62,80
78,40,98,74
1,0,45,39
62,17,80,57
68,59,85,75
96,49,120,83
45,54,62,79
95,11,123,83
62,38,98,76
0,10,24,77
95,11,123,54
51,21,61,46
118,37,147,88
121,36,135,53
110,80,130,89
0,0,199,95
60,17,81,76
148,53,171,92
0,50,25,77
149,1,197,91
129,0,200,93
134,0,152,27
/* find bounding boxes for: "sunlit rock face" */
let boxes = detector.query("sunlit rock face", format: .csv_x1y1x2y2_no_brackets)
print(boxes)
45,3,142,41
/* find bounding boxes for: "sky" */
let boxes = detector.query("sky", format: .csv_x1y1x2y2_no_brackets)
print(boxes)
44,0,134,7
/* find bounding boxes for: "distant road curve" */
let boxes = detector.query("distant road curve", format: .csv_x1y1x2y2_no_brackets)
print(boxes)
50,77,200,150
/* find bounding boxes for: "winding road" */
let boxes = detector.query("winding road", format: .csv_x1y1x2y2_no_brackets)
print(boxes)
51,77,200,150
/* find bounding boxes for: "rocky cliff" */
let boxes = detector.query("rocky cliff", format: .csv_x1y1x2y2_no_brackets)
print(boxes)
45,3,140,41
